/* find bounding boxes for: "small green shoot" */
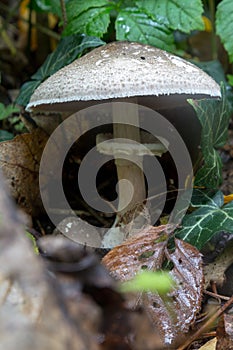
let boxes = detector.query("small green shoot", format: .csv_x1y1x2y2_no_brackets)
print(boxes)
26,231,39,254
119,270,174,294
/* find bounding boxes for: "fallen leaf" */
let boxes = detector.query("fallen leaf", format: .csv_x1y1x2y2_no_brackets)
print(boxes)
102,225,204,348
216,313,233,350
38,235,165,350
198,338,217,349
0,128,48,216
203,238,233,289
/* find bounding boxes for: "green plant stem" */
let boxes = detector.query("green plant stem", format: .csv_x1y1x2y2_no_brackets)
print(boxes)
208,0,217,60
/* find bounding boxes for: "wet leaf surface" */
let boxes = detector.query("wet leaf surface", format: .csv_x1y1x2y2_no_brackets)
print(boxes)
102,225,204,348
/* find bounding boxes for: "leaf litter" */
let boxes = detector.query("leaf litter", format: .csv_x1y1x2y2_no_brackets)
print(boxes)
102,225,204,348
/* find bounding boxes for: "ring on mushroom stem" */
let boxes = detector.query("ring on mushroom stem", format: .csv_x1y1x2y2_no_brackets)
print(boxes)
26,41,221,247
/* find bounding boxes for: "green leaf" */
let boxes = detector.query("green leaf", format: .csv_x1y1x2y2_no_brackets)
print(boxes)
16,81,42,107
176,190,233,250
188,84,231,188
116,7,175,51
227,74,233,86
16,34,105,106
216,0,233,63
64,8,111,37
0,130,14,142
0,103,19,120
194,60,227,86
136,0,204,33
66,0,109,17
64,0,112,37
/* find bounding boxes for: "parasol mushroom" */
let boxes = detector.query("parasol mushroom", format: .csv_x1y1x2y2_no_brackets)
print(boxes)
26,41,221,246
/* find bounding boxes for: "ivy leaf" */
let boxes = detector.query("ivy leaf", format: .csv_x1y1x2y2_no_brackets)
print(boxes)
176,190,233,250
136,0,204,33
16,34,105,106
188,84,231,188
216,0,233,62
116,7,175,51
63,0,112,37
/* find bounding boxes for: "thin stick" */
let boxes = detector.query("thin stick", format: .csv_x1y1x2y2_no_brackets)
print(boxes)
177,294,233,350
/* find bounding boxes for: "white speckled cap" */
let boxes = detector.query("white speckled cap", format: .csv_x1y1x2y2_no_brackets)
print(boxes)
26,41,221,112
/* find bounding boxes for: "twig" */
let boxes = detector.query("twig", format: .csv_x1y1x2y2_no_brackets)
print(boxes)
177,294,233,350
204,289,230,301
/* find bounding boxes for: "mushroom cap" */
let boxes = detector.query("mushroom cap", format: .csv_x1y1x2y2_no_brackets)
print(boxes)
26,41,221,112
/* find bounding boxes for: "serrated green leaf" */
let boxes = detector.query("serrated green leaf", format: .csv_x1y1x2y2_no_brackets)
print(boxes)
188,84,231,188
63,6,111,37
216,0,233,63
116,7,175,51
64,0,112,37
136,0,204,33
66,0,109,19
176,190,233,250
16,34,105,106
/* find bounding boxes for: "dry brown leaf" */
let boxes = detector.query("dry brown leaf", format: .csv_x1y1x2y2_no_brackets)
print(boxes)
102,225,204,348
198,338,217,350
204,238,233,290
102,225,169,280
0,128,48,216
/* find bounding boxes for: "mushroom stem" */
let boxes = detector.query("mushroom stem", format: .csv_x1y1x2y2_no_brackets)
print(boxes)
112,100,146,218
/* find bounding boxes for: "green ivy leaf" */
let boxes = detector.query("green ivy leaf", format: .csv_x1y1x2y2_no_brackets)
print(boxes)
188,84,231,188
16,34,105,106
64,0,112,37
116,7,175,51
176,190,233,250
136,0,204,33
216,0,233,63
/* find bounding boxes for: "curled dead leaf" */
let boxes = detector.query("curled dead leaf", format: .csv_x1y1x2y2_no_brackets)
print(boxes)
0,128,48,216
102,225,204,348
